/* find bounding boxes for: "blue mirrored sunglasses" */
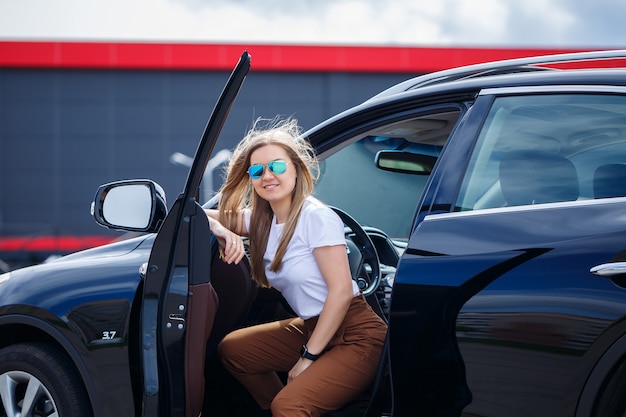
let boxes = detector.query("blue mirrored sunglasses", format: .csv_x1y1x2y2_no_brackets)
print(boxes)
248,160,289,179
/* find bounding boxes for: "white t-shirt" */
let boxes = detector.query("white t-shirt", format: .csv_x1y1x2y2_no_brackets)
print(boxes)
245,196,360,319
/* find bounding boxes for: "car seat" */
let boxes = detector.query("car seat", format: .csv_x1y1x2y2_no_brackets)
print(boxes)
593,163,626,199
499,149,580,205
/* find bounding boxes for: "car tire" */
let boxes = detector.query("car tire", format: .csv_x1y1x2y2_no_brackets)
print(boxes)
593,356,626,417
0,342,92,417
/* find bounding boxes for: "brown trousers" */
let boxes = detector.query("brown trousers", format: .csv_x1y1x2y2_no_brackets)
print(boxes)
218,295,387,417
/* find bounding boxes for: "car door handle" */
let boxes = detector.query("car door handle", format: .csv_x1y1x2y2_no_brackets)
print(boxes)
590,262,626,276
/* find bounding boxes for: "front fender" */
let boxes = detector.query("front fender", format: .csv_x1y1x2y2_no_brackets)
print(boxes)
0,237,152,417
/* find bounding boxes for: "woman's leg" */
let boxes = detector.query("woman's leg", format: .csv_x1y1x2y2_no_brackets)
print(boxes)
271,297,387,417
218,317,308,410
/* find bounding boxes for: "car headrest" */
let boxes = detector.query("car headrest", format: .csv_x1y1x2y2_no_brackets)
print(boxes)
594,163,626,199
499,150,579,206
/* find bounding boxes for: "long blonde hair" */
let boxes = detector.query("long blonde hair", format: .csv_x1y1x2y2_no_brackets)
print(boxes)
218,117,318,287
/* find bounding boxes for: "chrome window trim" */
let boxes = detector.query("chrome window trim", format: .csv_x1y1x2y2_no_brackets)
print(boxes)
479,85,626,96
425,197,626,221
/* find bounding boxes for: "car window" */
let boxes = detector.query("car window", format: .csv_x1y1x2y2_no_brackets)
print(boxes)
315,111,459,240
455,94,626,211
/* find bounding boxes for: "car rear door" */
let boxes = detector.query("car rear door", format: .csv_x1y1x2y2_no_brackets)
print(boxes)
140,51,250,417
389,86,626,417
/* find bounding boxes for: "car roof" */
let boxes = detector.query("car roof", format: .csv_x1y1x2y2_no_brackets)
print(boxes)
305,49,626,154
370,49,626,100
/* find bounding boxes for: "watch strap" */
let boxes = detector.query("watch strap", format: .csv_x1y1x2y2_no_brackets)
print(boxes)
300,345,321,361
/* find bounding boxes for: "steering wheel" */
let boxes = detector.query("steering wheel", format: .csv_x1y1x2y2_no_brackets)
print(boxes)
330,207,382,297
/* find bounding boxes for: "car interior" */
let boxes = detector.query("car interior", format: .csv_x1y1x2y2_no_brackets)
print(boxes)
201,212,397,416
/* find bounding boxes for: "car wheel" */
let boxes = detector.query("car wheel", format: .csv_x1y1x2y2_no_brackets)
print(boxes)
593,357,626,417
0,342,92,417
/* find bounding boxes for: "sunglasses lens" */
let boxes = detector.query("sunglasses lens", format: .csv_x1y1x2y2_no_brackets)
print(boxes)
248,160,287,179
248,164,264,179
269,160,287,175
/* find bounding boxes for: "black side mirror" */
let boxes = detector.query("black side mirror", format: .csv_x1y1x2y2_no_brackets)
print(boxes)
91,179,168,233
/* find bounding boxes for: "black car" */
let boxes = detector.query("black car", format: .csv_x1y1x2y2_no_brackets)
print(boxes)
2,49,626,417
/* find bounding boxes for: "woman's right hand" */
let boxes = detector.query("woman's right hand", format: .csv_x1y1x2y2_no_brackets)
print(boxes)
207,216,246,264
288,357,314,383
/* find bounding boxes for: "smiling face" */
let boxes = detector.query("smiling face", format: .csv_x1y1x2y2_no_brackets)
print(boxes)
249,144,297,220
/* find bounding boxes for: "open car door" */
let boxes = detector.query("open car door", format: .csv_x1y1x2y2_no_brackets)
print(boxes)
140,51,251,417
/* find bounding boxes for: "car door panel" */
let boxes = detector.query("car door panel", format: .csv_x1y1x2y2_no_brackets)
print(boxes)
184,202,219,417
390,245,545,416
140,51,251,417
391,200,626,417
458,213,626,416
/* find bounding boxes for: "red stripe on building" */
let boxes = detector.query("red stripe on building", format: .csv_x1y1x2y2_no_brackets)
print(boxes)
0,236,116,252
0,41,612,73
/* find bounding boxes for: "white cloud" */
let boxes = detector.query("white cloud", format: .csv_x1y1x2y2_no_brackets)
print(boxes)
0,0,623,48
451,0,509,43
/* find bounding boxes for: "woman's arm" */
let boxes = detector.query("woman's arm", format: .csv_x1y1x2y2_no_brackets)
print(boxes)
288,244,354,382
205,208,248,236
204,209,246,264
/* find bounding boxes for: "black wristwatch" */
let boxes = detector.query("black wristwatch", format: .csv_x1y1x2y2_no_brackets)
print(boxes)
300,345,321,361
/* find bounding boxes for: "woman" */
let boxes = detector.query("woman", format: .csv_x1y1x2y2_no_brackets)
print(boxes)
206,118,387,417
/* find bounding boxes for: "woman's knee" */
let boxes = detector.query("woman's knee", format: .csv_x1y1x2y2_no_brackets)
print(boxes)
217,331,243,369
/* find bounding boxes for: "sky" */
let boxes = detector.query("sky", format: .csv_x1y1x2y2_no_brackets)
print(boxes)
0,0,625,49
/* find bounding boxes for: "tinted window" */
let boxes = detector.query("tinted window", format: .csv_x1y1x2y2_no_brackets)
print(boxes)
456,94,626,211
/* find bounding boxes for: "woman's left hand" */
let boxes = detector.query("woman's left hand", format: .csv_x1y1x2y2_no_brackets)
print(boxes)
288,357,313,383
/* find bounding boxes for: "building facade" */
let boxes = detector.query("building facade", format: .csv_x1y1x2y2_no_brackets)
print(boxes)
0,41,585,268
